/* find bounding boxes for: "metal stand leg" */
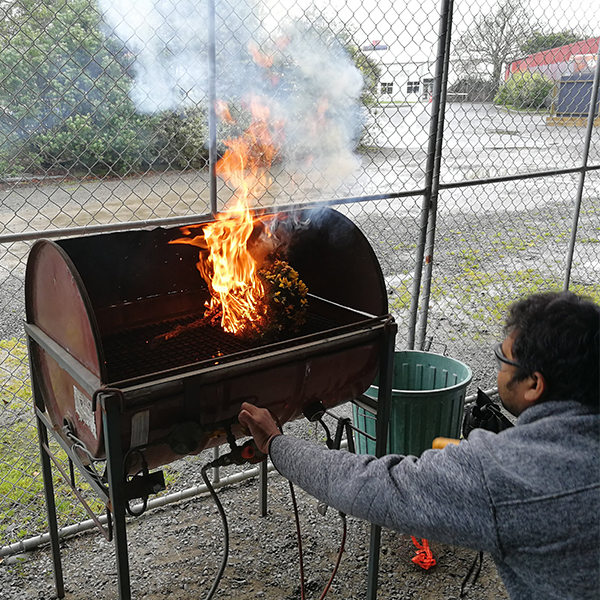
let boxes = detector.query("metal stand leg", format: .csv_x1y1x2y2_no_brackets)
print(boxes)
212,447,221,484
100,393,131,600
36,413,65,599
259,460,268,516
366,321,397,600
367,525,382,600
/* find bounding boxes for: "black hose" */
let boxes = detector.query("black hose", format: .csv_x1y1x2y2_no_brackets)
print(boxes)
318,418,333,449
124,449,149,517
459,551,483,598
200,463,230,600
288,478,307,600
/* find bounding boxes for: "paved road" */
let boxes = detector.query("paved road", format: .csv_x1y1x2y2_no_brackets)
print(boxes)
345,101,598,216
0,102,595,232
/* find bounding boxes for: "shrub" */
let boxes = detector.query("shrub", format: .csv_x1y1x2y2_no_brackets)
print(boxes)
153,108,211,171
494,72,554,109
153,105,253,171
30,109,160,175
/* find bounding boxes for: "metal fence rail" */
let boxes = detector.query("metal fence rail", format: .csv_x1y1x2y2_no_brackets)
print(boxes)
1,0,599,551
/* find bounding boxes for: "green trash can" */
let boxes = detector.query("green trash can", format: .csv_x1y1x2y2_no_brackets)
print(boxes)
352,350,472,457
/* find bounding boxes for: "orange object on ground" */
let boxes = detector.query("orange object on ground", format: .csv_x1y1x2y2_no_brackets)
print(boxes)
411,536,436,570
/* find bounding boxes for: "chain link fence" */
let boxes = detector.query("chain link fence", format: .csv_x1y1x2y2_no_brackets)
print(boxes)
1,0,598,552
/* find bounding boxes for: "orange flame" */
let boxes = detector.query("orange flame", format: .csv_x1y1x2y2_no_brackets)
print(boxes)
248,41,274,69
199,201,266,334
215,99,234,124
171,98,279,335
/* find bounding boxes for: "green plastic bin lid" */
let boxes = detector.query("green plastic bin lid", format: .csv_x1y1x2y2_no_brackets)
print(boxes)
367,350,472,397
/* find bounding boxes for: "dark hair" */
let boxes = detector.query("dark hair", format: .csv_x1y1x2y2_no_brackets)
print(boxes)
505,291,600,410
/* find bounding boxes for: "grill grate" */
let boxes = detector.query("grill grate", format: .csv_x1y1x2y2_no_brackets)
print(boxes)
102,311,338,383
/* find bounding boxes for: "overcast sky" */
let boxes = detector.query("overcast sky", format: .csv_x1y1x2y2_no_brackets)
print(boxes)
263,0,599,63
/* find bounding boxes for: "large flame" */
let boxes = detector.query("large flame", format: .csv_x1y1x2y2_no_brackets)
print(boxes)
171,97,279,335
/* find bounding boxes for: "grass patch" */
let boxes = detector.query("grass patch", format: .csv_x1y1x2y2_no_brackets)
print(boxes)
388,286,413,310
0,338,31,412
0,338,106,543
0,413,110,543
430,266,600,331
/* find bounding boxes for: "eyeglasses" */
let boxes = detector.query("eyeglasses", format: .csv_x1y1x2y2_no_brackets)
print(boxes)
493,342,523,370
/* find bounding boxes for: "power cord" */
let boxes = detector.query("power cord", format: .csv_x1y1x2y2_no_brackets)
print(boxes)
288,472,348,600
200,461,230,600
198,415,346,600
285,415,349,600
318,512,347,600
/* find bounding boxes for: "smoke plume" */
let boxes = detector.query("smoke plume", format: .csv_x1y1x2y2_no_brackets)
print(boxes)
98,0,365,186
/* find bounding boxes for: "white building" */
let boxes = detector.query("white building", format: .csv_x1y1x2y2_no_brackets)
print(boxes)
362,40,436,102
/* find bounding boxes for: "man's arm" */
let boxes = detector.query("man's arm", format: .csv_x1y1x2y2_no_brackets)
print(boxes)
239,402,499,554
270,435,498,553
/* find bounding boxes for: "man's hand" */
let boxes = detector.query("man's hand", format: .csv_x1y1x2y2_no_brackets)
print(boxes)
238,402,282,455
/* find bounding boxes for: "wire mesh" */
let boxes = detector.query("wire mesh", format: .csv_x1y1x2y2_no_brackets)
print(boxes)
0,0,599,551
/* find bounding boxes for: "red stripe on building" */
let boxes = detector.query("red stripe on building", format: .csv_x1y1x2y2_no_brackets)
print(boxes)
506,36,599,80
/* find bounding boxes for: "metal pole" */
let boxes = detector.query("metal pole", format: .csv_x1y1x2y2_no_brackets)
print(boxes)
415,0,454,350
100,392,131,600
366,320,397,600
563,44,600,291
1,463,278,559
36,414,65,599
212,447,221,484
407,0,453,349
259,460,268,517
28,334,65,598
2,164,597,245
207,0,218,216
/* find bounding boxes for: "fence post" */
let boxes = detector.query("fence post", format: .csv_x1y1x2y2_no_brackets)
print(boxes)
208,0,218,216
407,0,454,350
563,44,600,291
415,0,454,350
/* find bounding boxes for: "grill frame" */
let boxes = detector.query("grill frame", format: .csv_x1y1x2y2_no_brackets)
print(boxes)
26,300,391,470
25,206,398,600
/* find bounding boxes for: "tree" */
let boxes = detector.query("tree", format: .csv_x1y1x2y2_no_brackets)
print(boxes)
519,30,585,55
0,0,379,176
0,0,158,174
454,0,531,92
0,0,130,129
